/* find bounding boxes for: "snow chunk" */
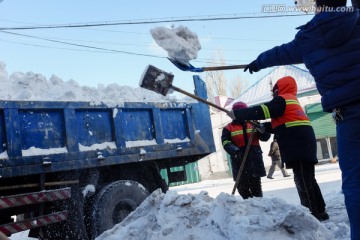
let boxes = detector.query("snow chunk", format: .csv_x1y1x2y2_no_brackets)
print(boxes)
150,25,201,66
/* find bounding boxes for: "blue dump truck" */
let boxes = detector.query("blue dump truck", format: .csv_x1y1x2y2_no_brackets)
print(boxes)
0,76,215,239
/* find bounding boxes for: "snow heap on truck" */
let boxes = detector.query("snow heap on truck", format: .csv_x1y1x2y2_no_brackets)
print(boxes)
0,61,184,106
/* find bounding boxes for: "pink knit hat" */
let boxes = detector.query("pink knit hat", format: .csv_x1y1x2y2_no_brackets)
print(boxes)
232,101,248,110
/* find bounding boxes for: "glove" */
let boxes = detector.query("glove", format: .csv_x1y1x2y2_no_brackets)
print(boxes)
248,121,265,133
228,109,247,122
244,60,260,74
227,110,235,120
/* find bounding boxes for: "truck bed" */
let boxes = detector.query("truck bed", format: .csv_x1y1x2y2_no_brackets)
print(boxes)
0,76,215,179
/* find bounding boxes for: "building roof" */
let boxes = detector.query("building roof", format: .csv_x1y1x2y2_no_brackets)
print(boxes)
231,65,318,107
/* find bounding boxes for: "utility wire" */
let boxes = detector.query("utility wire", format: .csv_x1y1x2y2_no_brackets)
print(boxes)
0,30,264,62
0,32,250,64
0,14,309,31
0,38,117,53
0,30,164,59
0,11,300,63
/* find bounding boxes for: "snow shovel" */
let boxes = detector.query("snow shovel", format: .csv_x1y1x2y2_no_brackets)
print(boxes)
140,65,263,128
168,57,247,73
140,65,240,112
231,124,256,195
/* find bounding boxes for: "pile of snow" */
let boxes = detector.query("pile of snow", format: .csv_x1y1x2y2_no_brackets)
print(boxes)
0,61,182,107
96,189,335,240
151,25,201,66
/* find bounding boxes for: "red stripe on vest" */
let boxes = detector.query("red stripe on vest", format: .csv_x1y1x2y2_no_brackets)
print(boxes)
225,122,260,147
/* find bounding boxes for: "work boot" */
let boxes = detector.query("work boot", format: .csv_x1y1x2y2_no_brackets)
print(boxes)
314,211,330,221
267,176,274,179
284,175,291,177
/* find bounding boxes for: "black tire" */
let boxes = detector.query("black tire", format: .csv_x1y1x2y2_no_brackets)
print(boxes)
89,180,150,239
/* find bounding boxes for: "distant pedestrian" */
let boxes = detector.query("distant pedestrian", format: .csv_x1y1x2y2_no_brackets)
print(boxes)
267,138,291,179
222,101,271,199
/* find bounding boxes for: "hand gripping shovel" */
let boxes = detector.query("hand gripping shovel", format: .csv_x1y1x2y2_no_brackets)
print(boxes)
168,57,247,73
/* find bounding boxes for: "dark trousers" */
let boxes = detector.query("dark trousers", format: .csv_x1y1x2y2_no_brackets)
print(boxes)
237,176,262,199
292,161,326,218
337,103,360,240
267,158,289,177
231,158,262,199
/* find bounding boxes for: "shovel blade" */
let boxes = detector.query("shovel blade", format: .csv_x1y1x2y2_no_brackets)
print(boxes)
168,58,204,72
139,65,174,96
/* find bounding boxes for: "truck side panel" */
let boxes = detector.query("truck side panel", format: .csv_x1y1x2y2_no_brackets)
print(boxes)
0,77,215,179
0,76,216,239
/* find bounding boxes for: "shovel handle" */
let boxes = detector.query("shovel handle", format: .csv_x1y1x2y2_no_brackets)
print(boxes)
170,85,230,113
171,85,263,128
231,124,256,195
202,65,248,71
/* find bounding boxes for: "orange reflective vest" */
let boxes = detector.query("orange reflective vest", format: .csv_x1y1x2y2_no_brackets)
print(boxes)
223,122,260,147
270,93,311,129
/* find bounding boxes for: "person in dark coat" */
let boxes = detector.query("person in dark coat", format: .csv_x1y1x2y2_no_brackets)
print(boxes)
222,101,270,199
242,0,359,237
228,76,328,221
267,137,291,179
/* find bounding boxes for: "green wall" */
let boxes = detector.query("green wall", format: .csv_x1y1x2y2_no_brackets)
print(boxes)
305,103,336,138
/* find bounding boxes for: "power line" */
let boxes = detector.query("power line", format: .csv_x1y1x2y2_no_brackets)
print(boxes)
0,31,253,64
0,28,272,58
0,30,164,59
0,11,300,64
0,13,309,31
0,38,118,53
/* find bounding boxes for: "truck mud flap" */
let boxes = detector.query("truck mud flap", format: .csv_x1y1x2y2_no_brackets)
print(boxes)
0,211,68,236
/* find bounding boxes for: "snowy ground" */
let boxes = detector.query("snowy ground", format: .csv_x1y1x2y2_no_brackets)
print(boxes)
10,162,348,240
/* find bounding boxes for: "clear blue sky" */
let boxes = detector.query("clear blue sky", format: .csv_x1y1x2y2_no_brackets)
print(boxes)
0,0,314,94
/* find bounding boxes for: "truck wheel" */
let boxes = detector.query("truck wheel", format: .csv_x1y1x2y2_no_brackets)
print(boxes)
90,180,150,239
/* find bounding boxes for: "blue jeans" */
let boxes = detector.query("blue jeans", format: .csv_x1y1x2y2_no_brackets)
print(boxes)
336,103,360,240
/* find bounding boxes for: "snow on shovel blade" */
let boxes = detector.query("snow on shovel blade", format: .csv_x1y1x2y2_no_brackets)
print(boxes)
139,65,174,96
